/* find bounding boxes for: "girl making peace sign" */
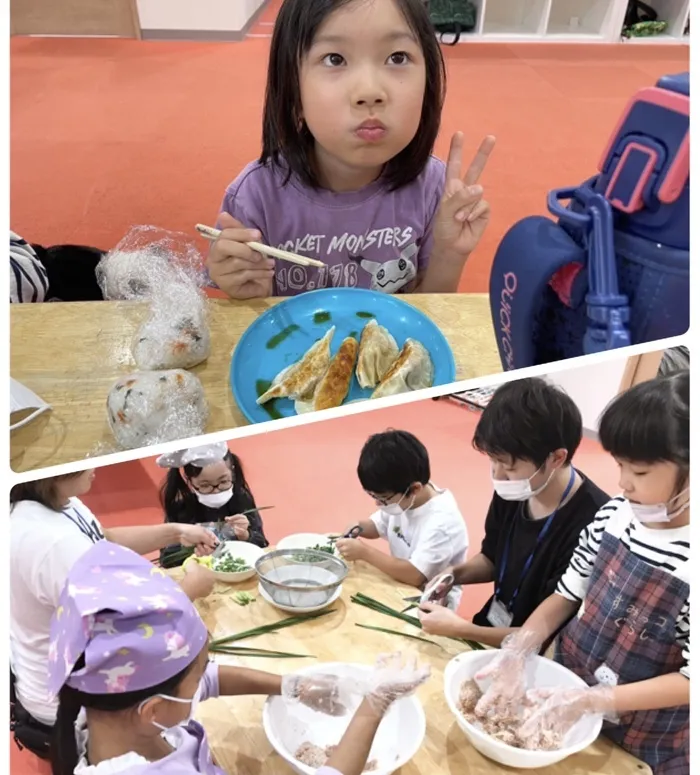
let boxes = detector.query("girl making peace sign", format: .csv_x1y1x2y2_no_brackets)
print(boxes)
206,0,495,300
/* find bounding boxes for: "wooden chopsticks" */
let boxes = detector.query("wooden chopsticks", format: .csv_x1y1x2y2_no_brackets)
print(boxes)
195,223,325,268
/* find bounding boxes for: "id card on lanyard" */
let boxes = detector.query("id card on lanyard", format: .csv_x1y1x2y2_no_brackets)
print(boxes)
487,468,576,628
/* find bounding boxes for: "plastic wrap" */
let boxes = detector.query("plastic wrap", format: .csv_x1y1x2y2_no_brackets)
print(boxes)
96,225,206,301
106,369,208,450
132,280,211,370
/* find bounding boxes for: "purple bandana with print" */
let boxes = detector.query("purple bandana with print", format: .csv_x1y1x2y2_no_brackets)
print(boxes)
48,541,208,698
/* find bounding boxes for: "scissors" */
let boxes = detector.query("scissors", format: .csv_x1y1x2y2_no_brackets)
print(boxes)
329,525,364,541
401,572,455,613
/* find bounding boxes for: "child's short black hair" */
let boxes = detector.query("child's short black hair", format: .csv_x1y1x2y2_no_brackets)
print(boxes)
473,377,583,467
598,371,689,475
261,0,446,191
357,429,431,494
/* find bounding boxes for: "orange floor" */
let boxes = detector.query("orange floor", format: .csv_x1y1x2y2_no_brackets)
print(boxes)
10,396,621,773
9,29,687,292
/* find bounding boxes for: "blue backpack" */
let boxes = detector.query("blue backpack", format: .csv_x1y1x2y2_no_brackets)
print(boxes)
489,72,689,370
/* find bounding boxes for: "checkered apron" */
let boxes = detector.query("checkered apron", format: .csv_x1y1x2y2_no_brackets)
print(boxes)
556,532,689,775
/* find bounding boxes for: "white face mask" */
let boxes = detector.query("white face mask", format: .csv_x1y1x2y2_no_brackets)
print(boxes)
628,488,690,524
195,488,233,509
140,684,202,732
382,490,415,518
492,465,556,502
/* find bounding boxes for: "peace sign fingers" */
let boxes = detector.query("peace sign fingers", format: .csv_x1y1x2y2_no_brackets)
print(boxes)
463,135,497,187
445,131,465,182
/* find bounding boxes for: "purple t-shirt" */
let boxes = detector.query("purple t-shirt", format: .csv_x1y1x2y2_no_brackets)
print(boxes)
219,157,445,296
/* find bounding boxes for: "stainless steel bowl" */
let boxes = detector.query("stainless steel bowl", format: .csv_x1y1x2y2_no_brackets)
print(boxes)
255,549,348,608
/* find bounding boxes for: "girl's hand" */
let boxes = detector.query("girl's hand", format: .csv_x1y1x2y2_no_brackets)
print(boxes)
182,561,216,600
205,212,275,300
519,686,616,742
473,630,541,717
363,653,431,715
178,525,219,555
417,603,465,637
433,133,496,262
281,673,353,716
225,515,250,540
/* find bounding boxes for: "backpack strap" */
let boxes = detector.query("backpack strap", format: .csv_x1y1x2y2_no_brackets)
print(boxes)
489,216,586,370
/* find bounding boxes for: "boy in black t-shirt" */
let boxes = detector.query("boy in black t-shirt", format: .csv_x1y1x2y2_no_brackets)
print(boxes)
418,377,609,648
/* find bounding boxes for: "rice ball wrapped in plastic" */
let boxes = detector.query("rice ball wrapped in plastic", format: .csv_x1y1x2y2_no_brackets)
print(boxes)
96,248,172,301
132,282,211,370
107,370,208,450
96,225,207,301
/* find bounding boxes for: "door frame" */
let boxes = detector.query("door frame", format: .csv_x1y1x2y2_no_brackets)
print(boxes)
618,350,664,393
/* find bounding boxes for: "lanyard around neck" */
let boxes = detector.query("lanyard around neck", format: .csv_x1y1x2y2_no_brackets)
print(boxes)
495,467,576,610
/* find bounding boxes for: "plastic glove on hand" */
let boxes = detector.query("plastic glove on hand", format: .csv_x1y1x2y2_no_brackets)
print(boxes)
422,571,455,606
281,673,355,717
519,685,616,742
363,653,431,715
178,524,219,554
473,630,541,718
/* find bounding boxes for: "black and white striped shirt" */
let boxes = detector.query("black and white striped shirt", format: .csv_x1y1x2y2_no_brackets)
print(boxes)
557,496,690,678
10,232,48,303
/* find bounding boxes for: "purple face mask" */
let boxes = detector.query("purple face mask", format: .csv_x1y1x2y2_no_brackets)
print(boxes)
48,541,208,698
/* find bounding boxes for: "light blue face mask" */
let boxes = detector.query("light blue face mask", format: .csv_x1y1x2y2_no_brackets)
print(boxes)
139,684,202,732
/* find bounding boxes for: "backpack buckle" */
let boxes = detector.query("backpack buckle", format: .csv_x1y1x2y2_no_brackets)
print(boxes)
604,142,658,214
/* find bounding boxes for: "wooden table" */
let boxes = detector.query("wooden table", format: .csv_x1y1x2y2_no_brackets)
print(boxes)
176,562,650,775
10,295,502,473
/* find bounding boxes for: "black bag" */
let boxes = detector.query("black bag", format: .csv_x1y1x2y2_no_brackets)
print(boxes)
429,0,478,46
31,242,106,301
10,669,53,760
625,0,658,27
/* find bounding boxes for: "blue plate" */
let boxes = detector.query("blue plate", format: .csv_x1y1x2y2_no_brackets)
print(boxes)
230,288,455,424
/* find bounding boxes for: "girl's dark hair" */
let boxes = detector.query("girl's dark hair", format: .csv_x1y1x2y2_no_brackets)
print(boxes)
51,653,193,775
160,451,252,516
658,346,689,376
598,371,689,487
473,377,583,467
10,473,83,512
261,0,446,191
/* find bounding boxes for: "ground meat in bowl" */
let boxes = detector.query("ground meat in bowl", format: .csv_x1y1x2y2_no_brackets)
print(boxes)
295,743,377,771
457,679,565,752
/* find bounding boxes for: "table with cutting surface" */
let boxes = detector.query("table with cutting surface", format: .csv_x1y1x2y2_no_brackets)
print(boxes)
173,561,650,775
10,294,502,473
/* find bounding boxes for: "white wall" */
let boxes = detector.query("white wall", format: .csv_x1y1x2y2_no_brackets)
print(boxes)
136,0,266,32
547,358,628,433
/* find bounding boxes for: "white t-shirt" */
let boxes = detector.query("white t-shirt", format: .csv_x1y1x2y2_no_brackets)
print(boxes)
10,497,105,725
370,486,468,609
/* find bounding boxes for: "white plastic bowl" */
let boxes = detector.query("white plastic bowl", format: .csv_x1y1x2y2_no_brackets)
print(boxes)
263,662,426,775
277,533,338,556
444,650,603,769
210,541,265,582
